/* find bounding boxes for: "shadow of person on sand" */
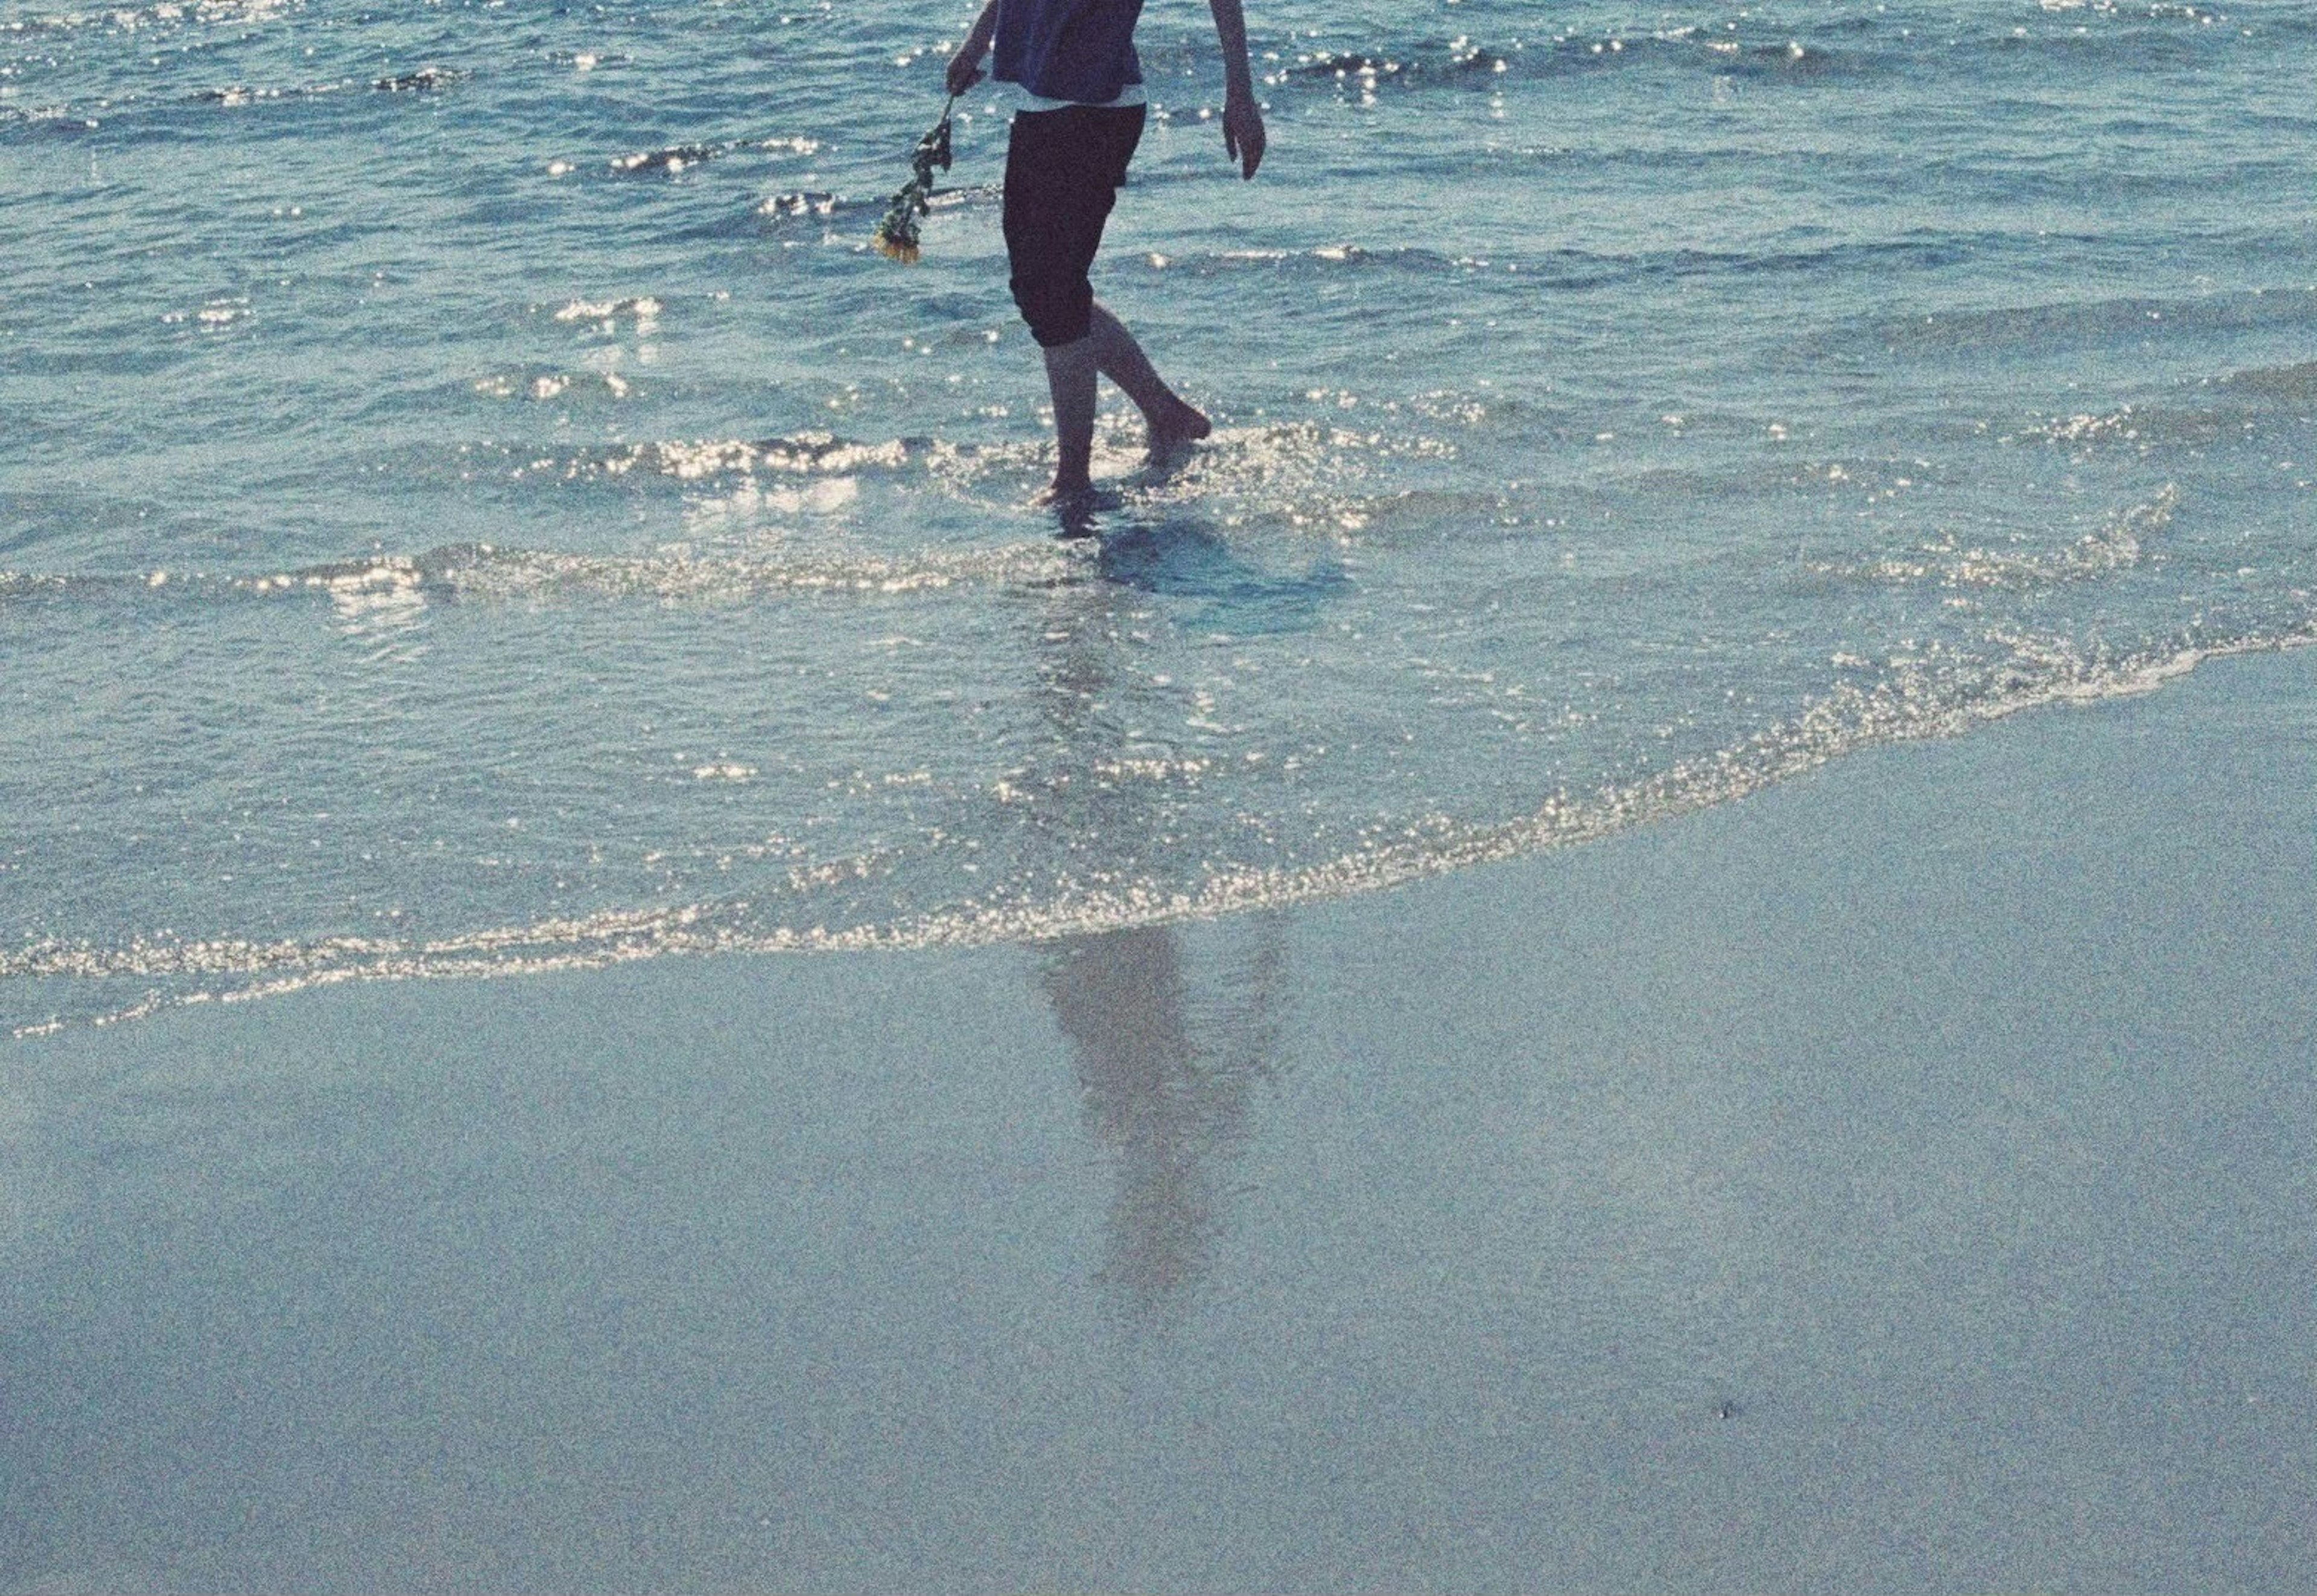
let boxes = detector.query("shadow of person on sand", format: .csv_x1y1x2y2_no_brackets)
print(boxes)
1051,496,1350,635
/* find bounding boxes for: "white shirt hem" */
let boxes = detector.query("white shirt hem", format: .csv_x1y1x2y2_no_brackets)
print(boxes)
1008,83,1148,112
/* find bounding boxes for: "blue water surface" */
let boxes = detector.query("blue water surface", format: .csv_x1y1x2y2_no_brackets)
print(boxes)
5,0,2317,1030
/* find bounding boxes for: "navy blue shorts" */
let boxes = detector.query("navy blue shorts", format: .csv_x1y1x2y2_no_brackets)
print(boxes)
1002,103,1147,348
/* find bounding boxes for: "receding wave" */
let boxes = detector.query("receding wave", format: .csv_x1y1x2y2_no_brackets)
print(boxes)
1,418,1458,614
1134,237,1968,291
591,133,847,184
1142,8,2257,104
459,426,962,483
373,65,462,93
1999,358,2317,452
0,534,1087,615
14,623,2310,1041
433,538,1085,600
1873,287,2317,357
2,1,297,37
609,141,719,175
2220,361,2317,404
1209,28,1872,98
1808,485,2176,590
182,65,458,104
600,430,938,480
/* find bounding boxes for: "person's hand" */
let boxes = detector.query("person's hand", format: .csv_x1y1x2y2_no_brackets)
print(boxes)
946,46,985,97
1222,91,1265,179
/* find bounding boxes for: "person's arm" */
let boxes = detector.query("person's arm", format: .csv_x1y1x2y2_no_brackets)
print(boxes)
1207,0,1265,179
947,0,999,96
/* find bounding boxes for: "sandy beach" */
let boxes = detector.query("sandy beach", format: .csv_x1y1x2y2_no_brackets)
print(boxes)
13,2,2317,1588
5,644,2313,1593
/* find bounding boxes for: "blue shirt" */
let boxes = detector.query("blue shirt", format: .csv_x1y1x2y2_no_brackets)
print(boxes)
992,0,1145,106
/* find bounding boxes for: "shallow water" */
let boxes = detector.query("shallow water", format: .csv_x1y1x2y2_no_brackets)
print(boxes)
7,0,2317,1031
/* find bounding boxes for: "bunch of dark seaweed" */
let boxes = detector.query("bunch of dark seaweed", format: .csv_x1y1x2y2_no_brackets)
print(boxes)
871,95,956,262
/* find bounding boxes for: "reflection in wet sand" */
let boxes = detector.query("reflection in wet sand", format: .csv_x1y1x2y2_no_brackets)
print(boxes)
1029,504,1305,1324
1040,922,1282,1325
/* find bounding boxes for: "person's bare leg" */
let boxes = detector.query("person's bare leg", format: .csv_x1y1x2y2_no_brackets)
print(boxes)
1084,303,1210,460
1038,304,1213,499
1040,334,1101,500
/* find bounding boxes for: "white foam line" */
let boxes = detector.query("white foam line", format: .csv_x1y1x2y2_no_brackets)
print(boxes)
11,628,2314,1043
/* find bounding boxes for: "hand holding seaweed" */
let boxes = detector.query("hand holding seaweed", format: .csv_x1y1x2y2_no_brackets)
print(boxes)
871,95,957,264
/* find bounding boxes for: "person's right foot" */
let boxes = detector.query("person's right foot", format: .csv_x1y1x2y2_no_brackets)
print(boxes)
1145,396,1212,463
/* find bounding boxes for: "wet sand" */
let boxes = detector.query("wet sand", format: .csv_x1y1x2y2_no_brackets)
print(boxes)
5,647,2315,1593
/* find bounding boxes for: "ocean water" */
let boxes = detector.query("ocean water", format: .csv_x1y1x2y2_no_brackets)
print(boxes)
5,0,2316,1034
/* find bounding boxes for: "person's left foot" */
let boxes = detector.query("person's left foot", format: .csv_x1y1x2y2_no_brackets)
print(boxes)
1034,478,1121,538
1032,473,1097,507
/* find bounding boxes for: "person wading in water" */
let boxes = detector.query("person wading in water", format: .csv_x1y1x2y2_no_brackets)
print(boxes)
946,0,1267,504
